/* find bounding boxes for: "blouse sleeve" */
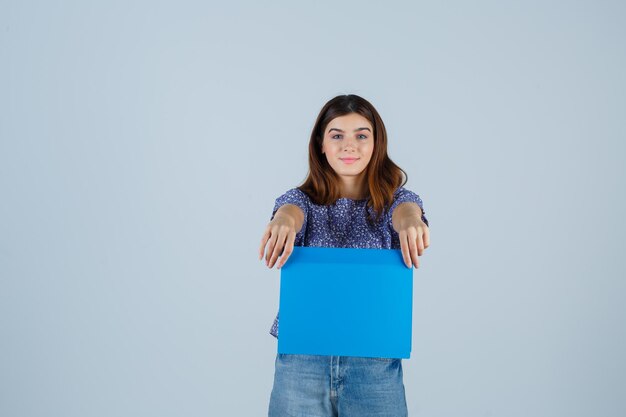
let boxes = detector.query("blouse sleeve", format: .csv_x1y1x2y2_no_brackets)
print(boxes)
387,186,429,228
270,187,309,245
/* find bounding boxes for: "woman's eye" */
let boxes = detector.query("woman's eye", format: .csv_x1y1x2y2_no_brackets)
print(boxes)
330,134,367,139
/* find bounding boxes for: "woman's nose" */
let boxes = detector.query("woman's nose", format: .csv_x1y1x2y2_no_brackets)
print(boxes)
343,137,358,150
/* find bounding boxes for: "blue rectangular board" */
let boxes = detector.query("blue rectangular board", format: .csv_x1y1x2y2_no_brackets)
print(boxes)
277,246,413,359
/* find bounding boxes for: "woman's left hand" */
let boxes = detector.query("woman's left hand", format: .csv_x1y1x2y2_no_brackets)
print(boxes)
392,203,430,269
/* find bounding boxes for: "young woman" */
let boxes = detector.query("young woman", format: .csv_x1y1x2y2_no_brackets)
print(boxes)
258,94,430,417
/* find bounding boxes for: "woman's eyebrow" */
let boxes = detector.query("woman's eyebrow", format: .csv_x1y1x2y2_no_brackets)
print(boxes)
327,127,372,133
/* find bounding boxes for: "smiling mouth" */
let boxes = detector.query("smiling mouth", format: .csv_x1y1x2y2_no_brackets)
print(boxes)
339,158,359,164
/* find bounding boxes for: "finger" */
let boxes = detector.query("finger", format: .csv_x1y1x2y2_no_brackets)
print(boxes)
399,231,412,268
409,227,424,257
277,231,295,269
259,227,271,260
265,231,278,265
268,229,289,268
277,231,296,269
407,229,419,268
423,227,430,249
416,230,425,257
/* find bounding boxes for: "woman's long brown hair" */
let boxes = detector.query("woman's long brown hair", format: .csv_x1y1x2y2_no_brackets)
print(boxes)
298,94,408,224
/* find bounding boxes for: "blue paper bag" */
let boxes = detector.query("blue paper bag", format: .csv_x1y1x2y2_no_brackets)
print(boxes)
277,246,413,359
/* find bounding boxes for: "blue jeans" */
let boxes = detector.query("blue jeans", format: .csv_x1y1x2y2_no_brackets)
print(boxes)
268,353,408,417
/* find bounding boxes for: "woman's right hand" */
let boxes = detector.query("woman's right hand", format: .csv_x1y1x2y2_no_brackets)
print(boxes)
258,213,297,269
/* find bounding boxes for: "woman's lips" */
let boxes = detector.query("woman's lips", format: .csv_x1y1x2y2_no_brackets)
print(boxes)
340,158,359,164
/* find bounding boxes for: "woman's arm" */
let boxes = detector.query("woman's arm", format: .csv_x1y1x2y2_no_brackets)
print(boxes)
259,204,305,269
391,202,430,269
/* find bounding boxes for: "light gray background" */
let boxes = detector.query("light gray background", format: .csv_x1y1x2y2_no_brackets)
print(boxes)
1,1,625,416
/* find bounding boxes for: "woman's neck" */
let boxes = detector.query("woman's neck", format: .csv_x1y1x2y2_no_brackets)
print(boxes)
339,176,368,200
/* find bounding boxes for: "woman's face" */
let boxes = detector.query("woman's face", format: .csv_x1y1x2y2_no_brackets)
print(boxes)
321,113,374,181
